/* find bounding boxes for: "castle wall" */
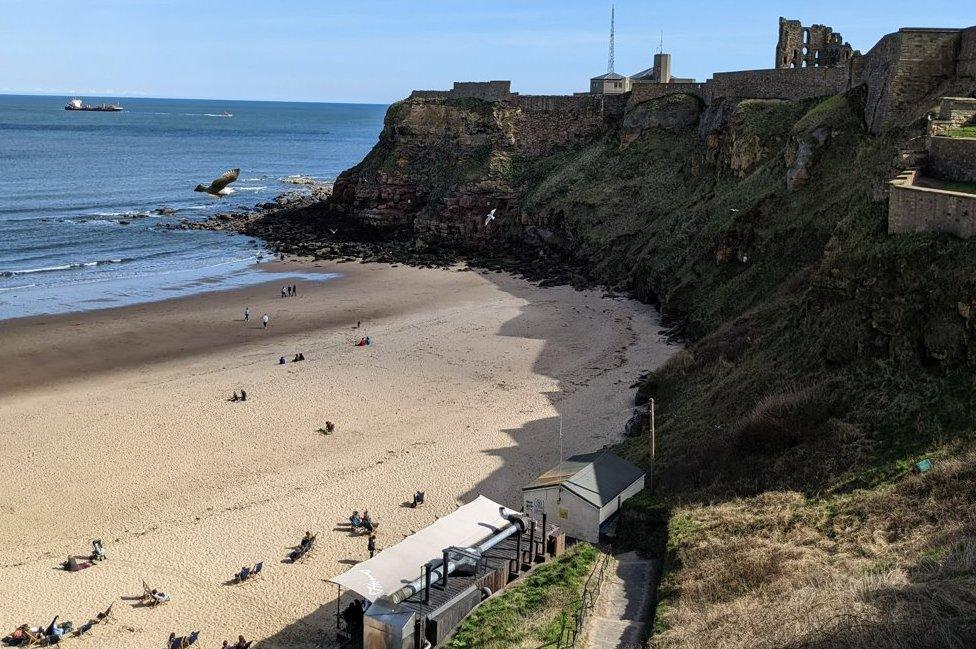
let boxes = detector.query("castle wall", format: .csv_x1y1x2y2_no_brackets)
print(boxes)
958,26,976,77
409,81,512,101
884,29,963,128
452,81,512,101
856,32,902,133
629,82,705,106
889,169,976,238
927,136,976,183
409,90,454,99
705,67,850,101
514,93,627,117
627,67,848,110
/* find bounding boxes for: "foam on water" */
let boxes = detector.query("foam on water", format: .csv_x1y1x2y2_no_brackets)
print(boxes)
0,94,386,320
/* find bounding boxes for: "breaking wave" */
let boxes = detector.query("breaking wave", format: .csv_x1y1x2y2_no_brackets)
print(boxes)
0,258,130,277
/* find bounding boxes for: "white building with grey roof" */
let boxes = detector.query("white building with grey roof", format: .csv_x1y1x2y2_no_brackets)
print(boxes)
522,450,646,543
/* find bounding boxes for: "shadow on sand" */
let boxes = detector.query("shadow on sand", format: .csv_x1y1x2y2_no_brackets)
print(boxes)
252,271,676,648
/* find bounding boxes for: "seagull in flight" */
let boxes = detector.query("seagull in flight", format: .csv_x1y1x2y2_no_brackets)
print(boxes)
484,208,497,226
194,168,240,197
730,208,740,213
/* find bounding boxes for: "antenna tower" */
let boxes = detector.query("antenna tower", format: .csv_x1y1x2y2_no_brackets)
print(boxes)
607,5,615,73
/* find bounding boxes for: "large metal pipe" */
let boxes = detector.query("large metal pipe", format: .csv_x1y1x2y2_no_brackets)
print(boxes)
387,516,524,605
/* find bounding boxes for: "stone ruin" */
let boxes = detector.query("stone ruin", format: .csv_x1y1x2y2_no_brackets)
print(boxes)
776,17,856,69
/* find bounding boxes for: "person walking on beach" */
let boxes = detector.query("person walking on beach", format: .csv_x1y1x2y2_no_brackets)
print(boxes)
292,284,297,297
244,307,250,322
262,314,269,329
281,287,287,299
367,533,377,558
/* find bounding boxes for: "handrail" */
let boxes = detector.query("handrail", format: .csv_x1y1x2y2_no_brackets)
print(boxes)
537,547,613,649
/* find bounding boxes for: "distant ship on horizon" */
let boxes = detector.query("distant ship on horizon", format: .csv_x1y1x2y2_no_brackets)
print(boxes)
65,98,123,112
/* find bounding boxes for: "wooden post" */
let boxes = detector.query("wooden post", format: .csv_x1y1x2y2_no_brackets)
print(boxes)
529,520,537,564
542,512,548,556
514,533,522,576
650,398,656,482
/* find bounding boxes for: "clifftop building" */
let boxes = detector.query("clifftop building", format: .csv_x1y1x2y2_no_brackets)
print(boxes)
590,52,695,95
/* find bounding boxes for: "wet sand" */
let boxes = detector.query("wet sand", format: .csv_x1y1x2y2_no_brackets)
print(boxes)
0,260,679,648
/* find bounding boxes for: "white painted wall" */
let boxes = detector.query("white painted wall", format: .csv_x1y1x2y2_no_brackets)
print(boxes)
523,485,601,544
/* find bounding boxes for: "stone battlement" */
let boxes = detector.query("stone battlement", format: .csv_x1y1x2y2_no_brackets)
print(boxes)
889,169,976,238
410,80,514,101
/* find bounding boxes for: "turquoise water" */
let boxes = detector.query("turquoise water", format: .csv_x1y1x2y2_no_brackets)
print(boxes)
0,94,385,319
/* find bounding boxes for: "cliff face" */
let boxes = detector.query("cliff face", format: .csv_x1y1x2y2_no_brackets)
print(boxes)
314,67,976,647
328,96,613,248
323,78,976,494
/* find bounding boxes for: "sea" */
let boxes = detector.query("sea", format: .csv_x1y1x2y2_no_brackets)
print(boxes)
0,94,386,320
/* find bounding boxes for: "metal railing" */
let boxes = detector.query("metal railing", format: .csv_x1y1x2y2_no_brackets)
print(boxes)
538,548,613,649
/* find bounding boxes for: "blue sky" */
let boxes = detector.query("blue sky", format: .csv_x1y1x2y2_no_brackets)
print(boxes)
1,0,973,104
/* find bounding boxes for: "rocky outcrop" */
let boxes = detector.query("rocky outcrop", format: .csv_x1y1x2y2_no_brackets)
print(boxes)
328,97,610,249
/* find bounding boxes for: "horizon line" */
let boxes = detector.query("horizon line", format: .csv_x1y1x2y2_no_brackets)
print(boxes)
0,91,390,107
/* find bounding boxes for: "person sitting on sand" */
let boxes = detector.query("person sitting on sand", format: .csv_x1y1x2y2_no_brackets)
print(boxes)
230,392,239,402
240,390,247,401
349,511,362,528
293,353,301,362
298,352,305,361
150,589,171,604
365,336,371,345
279,356,286,365
301,531,314,547
355,338,365,347
411,491,425,508
325,421,335,433
362,511,376,532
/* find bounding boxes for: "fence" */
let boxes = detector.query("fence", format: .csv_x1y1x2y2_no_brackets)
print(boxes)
537,548,613,649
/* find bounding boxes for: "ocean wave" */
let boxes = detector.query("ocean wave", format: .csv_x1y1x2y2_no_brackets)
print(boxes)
0,283,37,292
203,113,233,118
0,258,130,277
234,186,267,192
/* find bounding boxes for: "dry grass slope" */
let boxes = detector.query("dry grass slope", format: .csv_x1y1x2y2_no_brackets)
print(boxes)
653,454,976,648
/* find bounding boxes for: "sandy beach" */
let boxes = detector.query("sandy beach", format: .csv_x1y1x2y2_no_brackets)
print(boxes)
0,260,678,648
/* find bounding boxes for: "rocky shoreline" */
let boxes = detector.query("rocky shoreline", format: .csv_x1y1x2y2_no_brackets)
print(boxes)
176,184,613,295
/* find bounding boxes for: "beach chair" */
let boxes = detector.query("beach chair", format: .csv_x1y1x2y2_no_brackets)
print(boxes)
2,625,41,648
142,581,170,606
21,629,43,648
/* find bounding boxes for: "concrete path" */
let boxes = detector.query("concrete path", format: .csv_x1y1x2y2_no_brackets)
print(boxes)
584,551,657,649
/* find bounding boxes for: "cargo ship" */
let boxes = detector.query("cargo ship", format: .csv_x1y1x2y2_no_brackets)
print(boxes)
65,98,123,112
